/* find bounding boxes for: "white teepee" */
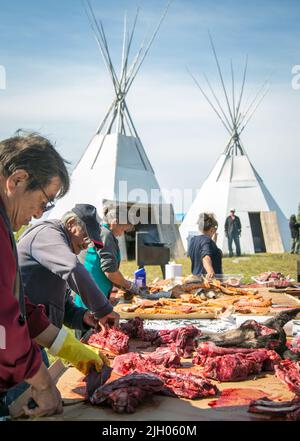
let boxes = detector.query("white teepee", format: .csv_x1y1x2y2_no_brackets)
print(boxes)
180,35,290,255
50,1,184,260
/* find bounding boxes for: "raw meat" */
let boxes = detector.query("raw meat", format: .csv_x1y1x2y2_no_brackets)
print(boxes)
89,372,164,413
84,365,113,398
195,341,263,356
87,326,129,354
120,317,144,338
156,369,219,399
248,397,300,421
195,309,300,358
112,350,218,399
208,388,267,408
121,318,201,358
193,348,280,381
112,347,182,375
274,359,300,395
154,325,201,357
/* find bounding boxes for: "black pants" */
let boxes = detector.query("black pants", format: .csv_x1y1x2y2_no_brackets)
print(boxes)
228,234,241,257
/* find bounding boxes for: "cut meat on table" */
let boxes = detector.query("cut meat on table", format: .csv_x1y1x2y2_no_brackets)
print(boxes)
89,372,164,413
120,317,144,338
112,347,182,375
208,388,267,408
112,350,218,399
153,325,201,357
84,365,113,398
121,318,201,358
86,326,129,355
156,369,219,399
274,359,300,395
248,397,300,421
195,341,265,356
195,309,300,359
193,347,281,381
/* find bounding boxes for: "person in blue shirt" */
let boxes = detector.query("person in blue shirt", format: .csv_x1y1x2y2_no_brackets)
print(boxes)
188,212,222,278
75,204,141,310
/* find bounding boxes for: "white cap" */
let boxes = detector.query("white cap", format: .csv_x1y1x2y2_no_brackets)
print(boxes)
230,208,235,212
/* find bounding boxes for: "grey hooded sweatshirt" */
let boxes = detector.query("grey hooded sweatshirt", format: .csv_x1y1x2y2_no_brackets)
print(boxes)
17,219,113,329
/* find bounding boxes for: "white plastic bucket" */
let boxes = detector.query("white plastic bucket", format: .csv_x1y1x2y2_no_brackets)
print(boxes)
165,263,182,280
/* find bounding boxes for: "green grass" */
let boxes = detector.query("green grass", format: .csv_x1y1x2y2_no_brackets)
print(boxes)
120,253,299,284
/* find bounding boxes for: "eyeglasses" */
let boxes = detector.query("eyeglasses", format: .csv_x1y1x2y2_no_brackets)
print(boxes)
31,175,55,213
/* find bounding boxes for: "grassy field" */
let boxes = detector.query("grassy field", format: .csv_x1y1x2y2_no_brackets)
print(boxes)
120,253,300,284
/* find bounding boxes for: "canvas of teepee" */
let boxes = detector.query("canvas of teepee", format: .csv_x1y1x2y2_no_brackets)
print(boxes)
180,34,290,255
50,1,184,260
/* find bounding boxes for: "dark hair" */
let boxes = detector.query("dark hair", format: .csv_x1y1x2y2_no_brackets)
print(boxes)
197,212,218,232
290,214,297,222
0,130,70,198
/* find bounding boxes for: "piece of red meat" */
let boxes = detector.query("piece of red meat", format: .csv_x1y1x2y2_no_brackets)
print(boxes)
274,359,300,395
120,317,144,338
112,347,182,376
196,341,262,356
120,319,201,357
193,348,280,382
152,325,201,358
84,365,113,398
87,326,129,354
155,369,219,399
248,397,300,420
89,372,164,413
112,349,218,400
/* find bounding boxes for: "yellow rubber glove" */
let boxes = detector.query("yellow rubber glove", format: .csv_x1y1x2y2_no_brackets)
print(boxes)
48,328,110,375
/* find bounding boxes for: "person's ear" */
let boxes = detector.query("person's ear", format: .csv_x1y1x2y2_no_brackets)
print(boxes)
6,170,30,194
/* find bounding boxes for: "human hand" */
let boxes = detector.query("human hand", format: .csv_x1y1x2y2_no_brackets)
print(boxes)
83,311,98,329
24,365,63,417
98,311,120,330
127,282,142,296
205,271,215,281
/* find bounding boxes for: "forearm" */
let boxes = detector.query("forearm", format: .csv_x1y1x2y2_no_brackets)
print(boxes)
25,362,52,389
34,324,60,348
202,255,214,275
68,263,112,318
105,270,131,290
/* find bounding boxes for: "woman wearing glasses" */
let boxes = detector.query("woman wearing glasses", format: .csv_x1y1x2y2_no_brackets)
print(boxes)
188,212,222,279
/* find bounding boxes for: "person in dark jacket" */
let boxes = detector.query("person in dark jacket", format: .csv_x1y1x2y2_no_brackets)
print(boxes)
17,204,119,332
188,213,222,279
224,208,242,257
289,214,300,254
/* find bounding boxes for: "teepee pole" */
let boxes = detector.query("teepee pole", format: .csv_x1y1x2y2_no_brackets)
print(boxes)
125,0,172,94
231,60,236,124
239,85,270,135
203,72,233,132
234,55,248,132
208,31,236,127
84,0,120,93
96,98,118,134
236,80,269,130
188,68,232,136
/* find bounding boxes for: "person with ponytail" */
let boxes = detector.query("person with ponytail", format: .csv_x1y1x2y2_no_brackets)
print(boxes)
188,212,223,279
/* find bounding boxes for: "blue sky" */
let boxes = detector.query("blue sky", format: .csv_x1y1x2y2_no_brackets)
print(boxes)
0,0,299,216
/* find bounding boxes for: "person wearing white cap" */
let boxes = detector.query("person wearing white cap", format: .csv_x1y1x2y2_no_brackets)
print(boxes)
224,208,242,257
